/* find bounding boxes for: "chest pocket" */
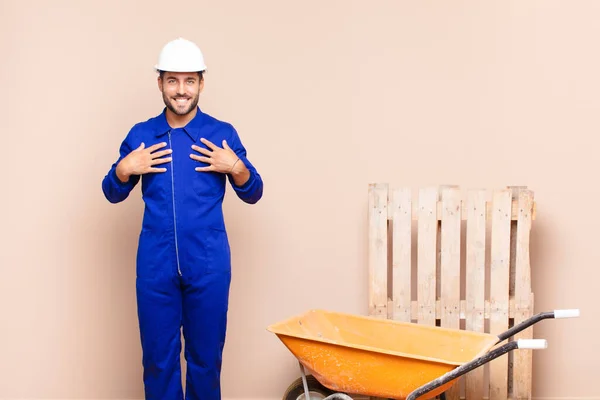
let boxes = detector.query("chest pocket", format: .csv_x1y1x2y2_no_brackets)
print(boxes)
141,168,169,201
191,168,226,197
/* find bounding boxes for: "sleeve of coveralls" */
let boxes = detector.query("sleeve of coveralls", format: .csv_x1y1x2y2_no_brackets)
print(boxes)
227,125,263,204
101,131,141,204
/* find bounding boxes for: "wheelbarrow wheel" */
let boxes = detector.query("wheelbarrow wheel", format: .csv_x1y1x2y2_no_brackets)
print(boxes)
283,374,336,400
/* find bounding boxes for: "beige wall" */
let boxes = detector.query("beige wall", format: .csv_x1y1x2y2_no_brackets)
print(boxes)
1,1,596,399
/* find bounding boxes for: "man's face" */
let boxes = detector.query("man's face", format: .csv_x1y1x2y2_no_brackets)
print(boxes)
158,72,203,116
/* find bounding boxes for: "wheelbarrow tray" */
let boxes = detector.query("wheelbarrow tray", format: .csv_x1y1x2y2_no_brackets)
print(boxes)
267,309,500,399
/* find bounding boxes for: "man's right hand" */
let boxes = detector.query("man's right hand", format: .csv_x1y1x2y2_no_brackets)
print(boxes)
116,142,172,183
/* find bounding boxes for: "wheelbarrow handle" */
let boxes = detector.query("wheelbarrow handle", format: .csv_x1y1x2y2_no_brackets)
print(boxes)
496,308,580,342
406,338,548,400
517,339,548,349
554,309,580,318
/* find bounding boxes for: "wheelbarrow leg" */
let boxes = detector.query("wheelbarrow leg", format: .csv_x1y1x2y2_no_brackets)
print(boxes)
299,361,311,400
298,361,353,400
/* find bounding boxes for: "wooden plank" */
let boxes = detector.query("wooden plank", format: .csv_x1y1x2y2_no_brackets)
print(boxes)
440,187,462,400
465,189,487,400
391,188,412,322
403,199,535,221
507,187,528,398
436,186,459,327
368,183,389,318
489,189,512,400
417,187,438,325
440,186,461,328
512,189,535,400
407,297,524,320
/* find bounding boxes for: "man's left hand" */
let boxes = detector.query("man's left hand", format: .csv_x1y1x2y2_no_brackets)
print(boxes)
191,138,241,173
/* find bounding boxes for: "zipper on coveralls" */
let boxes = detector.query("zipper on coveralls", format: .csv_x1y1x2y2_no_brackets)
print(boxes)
168,131,182,277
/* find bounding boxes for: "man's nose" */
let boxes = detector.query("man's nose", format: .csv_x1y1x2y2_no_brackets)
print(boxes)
177,81,186,94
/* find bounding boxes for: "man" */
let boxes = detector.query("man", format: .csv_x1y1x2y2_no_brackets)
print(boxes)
102,37,263,400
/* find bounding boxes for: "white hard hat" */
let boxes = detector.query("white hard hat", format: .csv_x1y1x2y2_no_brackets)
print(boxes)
154,37,207,72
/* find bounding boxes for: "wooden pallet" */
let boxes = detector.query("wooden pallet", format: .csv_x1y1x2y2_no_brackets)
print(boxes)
367,184,536,400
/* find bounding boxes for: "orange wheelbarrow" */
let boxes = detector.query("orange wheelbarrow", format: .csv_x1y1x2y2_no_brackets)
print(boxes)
267,308,579,400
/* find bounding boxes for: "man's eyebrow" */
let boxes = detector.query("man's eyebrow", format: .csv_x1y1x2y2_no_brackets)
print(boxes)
164,75,197,80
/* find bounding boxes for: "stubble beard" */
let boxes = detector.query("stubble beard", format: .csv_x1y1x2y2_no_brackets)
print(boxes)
163,92,199,116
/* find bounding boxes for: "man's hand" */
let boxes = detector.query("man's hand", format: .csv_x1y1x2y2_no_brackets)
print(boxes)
190,138,241,173
116,142,172,183
191,138,250,186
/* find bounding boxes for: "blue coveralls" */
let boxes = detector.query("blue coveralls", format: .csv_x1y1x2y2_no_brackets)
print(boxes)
102,106,263,400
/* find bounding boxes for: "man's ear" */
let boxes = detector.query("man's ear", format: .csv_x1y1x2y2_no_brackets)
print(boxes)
199,78,205,93
157,76,163,92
